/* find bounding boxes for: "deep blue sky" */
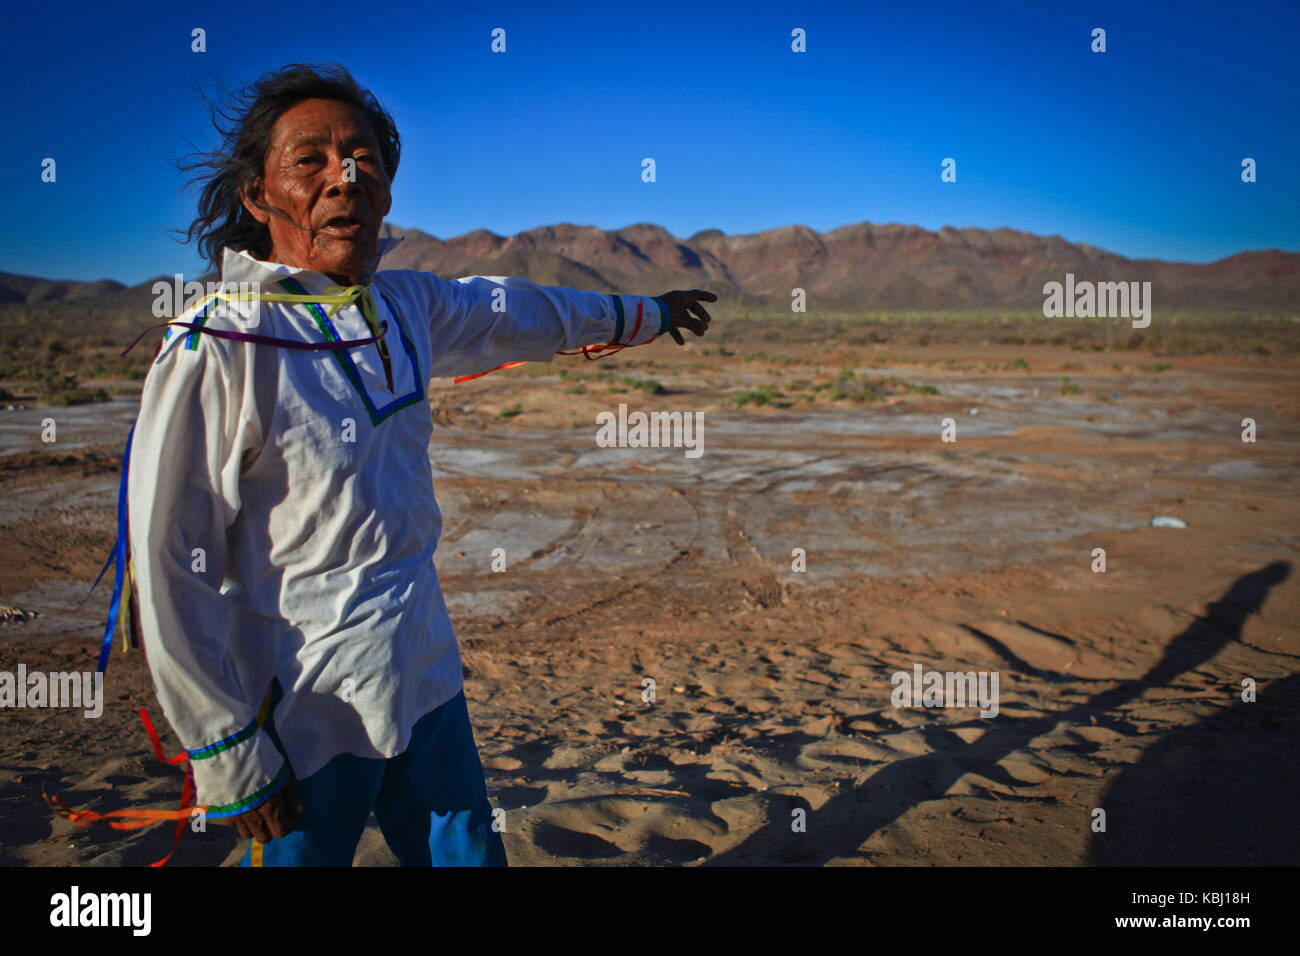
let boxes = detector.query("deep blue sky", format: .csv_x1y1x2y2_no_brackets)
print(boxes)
3,0,1296,285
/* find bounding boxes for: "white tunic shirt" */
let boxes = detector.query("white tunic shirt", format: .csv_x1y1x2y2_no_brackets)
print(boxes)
127,237,667,816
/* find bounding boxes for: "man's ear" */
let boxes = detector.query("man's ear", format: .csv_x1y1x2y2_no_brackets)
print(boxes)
241,177,270,224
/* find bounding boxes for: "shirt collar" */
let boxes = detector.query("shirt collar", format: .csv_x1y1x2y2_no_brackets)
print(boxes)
218,235,406,290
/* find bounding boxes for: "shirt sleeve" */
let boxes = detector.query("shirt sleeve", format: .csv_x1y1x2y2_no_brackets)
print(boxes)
412,272,669,380
127,321,289,819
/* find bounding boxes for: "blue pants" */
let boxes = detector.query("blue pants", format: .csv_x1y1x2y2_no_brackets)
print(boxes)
239,689,507,867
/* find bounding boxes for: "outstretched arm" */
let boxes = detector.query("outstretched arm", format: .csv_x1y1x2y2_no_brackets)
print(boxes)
408,271,714,379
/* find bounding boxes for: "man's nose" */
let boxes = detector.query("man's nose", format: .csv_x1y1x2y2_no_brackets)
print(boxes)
325,157,364,193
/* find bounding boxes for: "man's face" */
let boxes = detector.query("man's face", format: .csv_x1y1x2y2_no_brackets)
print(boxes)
241,97,392,285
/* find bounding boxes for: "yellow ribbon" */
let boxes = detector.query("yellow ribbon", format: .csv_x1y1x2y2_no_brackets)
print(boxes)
185,284,395,393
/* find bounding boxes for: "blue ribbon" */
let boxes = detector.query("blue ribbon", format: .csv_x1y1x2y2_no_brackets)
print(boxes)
96,425,135,673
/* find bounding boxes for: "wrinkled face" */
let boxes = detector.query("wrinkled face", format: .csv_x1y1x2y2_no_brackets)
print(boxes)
241,98,392,285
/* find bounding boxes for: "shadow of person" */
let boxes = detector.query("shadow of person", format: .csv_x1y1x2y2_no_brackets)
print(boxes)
704,561,1292,866
1087,670,1300,866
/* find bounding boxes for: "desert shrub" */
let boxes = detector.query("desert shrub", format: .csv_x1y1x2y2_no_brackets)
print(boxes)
45,388,110,407
620,376,665,395
731,386,783,406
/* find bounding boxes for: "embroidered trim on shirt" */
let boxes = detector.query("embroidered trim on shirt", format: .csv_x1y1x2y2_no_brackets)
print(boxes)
610,295,626,344
184,299,212,351
203,761,291,818
186,716,260,761
278,277,426,426
653,296,670,336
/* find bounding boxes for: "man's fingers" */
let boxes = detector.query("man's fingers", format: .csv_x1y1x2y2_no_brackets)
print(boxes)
670,320,705,342
265,787,300,839
245,813,272,844
687,301,712,324
266,810,290,840
232,802,282,843
660,290,716,345
262,801,286,840
229,780,302,842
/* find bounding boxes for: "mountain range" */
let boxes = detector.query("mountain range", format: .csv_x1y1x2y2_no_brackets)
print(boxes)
3,221,1296,313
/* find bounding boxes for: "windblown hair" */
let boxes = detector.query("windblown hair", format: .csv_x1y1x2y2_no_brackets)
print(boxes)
177,63,400,273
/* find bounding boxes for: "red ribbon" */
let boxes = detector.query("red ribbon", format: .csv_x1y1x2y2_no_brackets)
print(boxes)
43,708,205,867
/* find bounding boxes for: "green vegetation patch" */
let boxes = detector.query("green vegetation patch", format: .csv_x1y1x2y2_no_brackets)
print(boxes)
730,385,785,407
45,388,111,407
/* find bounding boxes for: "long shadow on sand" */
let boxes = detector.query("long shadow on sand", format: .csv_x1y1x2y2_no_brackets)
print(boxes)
1086,669,1299,865
704,561,1293,866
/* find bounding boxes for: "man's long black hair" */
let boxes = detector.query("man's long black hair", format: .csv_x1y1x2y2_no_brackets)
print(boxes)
177,63,401,274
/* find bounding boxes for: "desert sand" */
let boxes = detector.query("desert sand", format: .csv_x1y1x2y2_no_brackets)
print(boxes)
1,339,1297,866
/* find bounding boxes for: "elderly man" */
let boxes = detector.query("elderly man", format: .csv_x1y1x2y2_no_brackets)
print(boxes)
128,62,715,866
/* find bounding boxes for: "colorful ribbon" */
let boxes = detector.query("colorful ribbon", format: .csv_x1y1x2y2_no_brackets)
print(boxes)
454,300,658,384
94,424,134,672
43,707,206,867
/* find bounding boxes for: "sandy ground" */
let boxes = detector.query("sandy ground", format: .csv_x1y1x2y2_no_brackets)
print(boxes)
1,343,1297,866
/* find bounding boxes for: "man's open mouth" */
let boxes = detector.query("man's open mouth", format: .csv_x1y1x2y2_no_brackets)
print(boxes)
320,216,365,238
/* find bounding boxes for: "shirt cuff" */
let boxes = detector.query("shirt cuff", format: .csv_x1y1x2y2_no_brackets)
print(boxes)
187,724,290,818
608,294,669,347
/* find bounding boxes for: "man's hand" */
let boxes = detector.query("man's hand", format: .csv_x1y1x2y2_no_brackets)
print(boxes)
231,777,302,843
658,290,716,345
